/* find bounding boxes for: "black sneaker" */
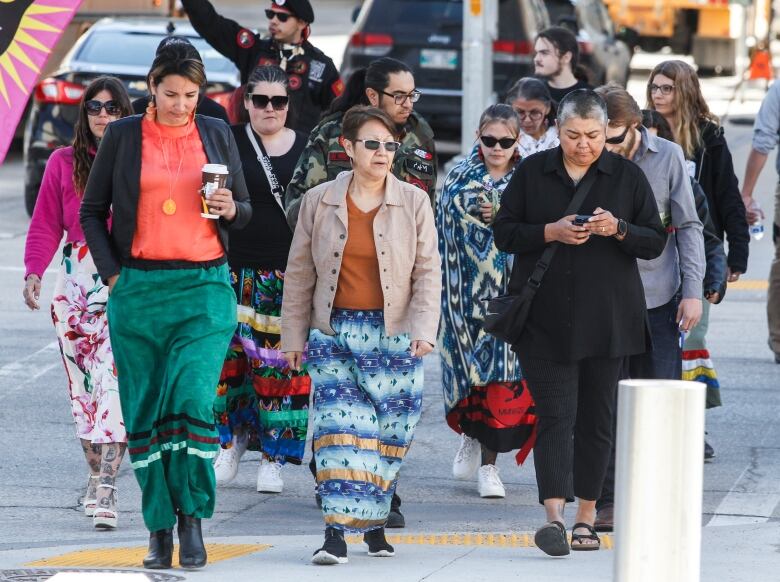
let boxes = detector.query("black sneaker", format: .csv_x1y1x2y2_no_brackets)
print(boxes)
312,527,348,565
704,440,715,461
364,527,395,557
386,493,405,528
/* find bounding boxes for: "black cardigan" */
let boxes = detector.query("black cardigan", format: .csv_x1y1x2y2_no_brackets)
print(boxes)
493,148,667,363
693,121,749,273
80,114,252,282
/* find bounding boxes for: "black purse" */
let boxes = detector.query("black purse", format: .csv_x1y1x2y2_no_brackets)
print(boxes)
483,171,598,345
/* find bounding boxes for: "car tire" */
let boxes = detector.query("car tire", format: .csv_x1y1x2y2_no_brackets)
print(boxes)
25,181,39,217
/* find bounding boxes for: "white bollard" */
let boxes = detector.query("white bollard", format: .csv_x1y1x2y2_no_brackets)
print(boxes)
613,379,706,582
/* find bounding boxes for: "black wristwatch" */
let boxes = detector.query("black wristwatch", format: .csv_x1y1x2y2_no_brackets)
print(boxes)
614,218,628,238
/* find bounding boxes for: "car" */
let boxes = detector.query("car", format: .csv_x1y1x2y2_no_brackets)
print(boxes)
23,17,239,216
340,0,551,139
544,0,634,87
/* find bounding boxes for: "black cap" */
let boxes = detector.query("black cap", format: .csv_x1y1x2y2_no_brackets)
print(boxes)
271,0,314,23
156,35,202,62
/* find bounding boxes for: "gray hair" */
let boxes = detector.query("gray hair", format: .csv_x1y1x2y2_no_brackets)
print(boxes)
556,89,608,127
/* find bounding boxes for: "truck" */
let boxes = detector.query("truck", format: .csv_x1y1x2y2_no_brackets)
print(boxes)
602,0,738,74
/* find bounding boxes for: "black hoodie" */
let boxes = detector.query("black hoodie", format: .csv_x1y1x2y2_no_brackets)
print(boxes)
692,121,749,274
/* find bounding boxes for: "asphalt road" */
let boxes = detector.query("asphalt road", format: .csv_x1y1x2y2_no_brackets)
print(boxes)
0,1,779,580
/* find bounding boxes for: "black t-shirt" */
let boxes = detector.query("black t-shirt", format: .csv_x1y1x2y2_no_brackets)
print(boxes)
228,124,306,270
547,79,592,105
130,95,229,123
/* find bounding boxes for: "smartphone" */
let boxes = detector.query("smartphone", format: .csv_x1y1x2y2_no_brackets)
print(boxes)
573,214,593,226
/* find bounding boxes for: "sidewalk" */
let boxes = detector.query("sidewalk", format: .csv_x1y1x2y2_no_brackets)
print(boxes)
1,522,778,582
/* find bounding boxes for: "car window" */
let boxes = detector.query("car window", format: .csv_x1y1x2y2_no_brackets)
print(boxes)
75,30,237,74
364,0,462,32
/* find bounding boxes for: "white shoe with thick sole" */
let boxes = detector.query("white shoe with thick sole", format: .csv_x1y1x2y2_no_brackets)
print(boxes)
213,435,248,485
93,484,118,529
257,458,284,493
478,464,506,498
452,434,481,480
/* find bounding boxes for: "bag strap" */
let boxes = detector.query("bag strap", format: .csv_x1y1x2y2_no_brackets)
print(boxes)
520,168,598,297
244,123,287,214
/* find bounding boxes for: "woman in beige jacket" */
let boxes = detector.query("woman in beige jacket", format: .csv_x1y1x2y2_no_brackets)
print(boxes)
281,105,441,565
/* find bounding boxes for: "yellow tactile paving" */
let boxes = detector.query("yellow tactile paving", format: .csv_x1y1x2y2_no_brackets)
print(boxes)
345,532,615,550
729,279,769,290
26,543,270,568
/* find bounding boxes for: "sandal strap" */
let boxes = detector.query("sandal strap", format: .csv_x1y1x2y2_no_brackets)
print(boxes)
96,484,117,491
94,509,118,518
571,522,599,540
549,520,566,534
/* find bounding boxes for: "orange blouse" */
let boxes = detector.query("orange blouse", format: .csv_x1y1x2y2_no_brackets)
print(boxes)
131,117,223,262
333,194,384,310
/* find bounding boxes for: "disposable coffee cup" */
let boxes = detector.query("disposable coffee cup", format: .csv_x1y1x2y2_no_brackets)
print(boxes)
200,163,228,219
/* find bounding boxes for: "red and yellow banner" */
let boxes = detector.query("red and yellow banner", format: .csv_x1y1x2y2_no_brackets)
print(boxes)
0,0,83,164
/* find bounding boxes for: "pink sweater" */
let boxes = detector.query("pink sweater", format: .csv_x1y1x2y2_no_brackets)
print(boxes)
24,147,91,279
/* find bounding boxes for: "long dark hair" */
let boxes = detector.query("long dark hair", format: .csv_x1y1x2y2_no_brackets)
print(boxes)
72,76,132,195
327,57,412,115
536,26,591,84
505,76,556,125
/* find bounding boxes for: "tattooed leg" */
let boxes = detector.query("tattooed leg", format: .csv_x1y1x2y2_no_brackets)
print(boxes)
81,438,101,476
95,442,126,519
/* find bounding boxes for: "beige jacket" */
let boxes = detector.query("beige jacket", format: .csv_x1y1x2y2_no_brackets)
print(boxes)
281,171,441,352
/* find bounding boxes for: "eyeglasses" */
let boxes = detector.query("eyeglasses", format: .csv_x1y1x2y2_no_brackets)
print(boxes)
355,139,401,152
380,90,421,105
650,83,675,95
605,126,632,145
480,135,517,149
265,9,292,22
515,109,545,121
85,100,121,116
249,93,289,110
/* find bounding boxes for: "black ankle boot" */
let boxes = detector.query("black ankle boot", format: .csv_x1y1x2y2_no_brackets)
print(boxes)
364,527,395,557
177,514,207,569
143,528,173,569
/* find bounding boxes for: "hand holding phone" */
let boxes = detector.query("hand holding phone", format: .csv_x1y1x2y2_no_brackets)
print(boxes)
572,214,593,226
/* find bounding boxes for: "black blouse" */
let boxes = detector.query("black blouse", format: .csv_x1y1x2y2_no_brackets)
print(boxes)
493,147,667,363
228,125,306,270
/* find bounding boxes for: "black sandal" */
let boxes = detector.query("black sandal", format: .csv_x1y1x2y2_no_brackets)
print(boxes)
534,521,570,556
570,522,600,551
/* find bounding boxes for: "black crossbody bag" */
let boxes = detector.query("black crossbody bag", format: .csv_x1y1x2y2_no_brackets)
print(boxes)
483,171,597,345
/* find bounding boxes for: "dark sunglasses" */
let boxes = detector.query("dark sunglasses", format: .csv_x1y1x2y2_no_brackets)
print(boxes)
605,126,631,145
249,94,289,110
355,139,401,152
480,135,517,149
265,9,291,22
85,100,121,116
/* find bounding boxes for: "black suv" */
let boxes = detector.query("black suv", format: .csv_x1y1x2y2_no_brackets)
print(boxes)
544,0,633,87
23,18,239,216
341,0,550,139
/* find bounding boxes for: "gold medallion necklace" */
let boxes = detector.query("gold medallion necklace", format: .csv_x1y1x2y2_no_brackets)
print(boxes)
154,115,193,216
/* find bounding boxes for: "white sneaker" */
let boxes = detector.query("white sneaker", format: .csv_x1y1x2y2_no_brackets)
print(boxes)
478,464,506,498
452,433,481,480
213,434,247,485
257,458,283,493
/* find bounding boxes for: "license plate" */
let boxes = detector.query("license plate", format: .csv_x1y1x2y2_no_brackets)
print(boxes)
420,49,458,70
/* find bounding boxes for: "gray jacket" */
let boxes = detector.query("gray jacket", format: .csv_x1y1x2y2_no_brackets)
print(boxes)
632,126,705,308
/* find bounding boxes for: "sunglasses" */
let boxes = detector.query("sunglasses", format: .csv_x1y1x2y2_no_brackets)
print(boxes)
380,90,422,105
605,126,631,145
265,9,292,22
85,100,121,116
516,109,545,121
650,83,675,95
249,94,289,110
355,139,401,152
480,135,517,149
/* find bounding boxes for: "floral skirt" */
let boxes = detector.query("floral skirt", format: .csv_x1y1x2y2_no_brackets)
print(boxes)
215,267,311,464
51,242,125,444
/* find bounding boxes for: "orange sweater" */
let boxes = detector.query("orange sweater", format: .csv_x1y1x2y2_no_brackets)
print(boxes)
131,117,223,262
333,195,384,310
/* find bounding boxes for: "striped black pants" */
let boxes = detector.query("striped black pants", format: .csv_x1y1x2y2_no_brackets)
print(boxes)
518,355,624,504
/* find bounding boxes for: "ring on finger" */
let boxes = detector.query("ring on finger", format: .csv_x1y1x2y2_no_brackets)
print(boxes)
601,226,605,232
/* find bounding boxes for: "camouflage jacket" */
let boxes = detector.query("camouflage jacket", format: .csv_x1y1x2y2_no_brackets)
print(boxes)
285,110,437,229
